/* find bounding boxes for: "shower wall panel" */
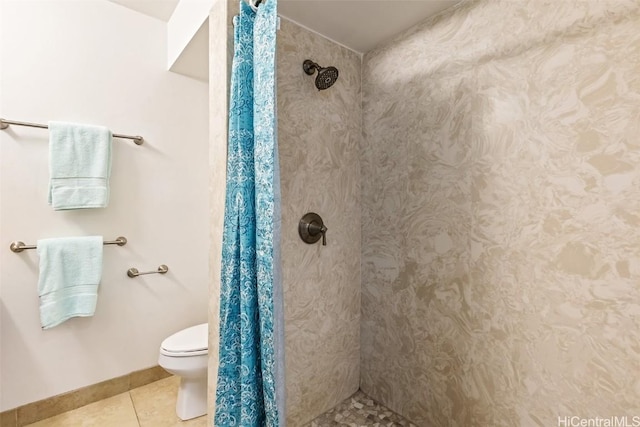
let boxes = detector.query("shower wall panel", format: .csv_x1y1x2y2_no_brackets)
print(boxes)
277,18,362,426
207,0,235,423
361,1,640,425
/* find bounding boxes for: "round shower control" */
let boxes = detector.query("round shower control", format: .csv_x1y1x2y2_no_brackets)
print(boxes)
299,212,327,246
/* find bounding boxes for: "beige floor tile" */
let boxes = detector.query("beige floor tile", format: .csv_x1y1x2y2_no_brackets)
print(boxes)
130,376,208,427
23,392,139,427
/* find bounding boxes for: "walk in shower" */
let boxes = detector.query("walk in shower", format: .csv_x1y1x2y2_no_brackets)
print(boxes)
209,1,640,425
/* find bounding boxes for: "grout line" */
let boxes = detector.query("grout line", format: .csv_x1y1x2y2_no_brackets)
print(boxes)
128,391,142,427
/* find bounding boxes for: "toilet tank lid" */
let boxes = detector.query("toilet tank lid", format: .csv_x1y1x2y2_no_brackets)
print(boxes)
161,323,208,353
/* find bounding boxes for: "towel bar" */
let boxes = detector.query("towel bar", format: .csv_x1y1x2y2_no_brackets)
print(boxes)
0,118,144,145
10,236,128,253
127,265,169,278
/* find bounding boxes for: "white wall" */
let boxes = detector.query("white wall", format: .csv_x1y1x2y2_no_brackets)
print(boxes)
167,0,212,81
0,0,209,410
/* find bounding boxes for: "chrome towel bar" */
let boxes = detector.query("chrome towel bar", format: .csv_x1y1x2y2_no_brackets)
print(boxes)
10,236,128,253
127,265,169,278
0,118,144,145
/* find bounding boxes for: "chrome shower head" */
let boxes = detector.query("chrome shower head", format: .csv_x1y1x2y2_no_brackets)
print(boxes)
303,59,339,90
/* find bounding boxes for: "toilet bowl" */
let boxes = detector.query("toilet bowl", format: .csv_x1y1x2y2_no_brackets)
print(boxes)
158,323,208,420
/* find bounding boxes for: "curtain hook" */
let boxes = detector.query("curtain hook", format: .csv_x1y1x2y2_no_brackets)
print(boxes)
248,0,264,12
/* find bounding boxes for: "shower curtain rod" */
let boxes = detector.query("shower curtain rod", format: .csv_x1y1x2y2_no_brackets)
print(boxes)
0,118,144,145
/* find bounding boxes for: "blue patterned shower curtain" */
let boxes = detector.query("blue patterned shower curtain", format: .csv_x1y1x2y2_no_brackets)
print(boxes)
215,0,285,426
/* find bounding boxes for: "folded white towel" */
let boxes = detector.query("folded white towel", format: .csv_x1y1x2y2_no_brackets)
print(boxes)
37,236,103,329
48,121,112,210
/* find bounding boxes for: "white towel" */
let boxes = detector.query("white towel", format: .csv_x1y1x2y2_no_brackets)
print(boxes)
48,121,112,210
37,236,103,329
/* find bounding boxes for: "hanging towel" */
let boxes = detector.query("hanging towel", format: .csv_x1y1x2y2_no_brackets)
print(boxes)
36,236,103,329
48,121,112,210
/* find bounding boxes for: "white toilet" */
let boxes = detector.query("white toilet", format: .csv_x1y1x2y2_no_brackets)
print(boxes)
158,323,208,420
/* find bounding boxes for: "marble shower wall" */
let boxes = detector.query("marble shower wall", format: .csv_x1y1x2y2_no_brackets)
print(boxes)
277,19,362,426
207,7,360,424
207,0,234,423
361,1,640,426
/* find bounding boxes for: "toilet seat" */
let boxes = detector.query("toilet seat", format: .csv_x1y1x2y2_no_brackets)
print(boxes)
160,323,208,357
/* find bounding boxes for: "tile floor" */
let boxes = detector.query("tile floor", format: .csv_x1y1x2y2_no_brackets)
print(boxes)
305,390,416,427
24,376,207,427
23,378,413,427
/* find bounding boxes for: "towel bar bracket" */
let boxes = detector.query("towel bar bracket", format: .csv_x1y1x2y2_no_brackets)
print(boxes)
113,236,127,246
9,241,29,253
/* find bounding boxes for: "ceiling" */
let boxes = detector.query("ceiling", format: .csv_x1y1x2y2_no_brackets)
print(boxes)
278,1,458,53
108,0,460,54
109,0,180,21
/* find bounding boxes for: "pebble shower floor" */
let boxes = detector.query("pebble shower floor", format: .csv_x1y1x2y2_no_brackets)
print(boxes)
305,390,417,427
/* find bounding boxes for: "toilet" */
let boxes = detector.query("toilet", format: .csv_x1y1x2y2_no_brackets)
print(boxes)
158,323,208,420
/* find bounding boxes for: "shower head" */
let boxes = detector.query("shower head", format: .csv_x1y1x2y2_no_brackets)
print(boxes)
303,59,339,90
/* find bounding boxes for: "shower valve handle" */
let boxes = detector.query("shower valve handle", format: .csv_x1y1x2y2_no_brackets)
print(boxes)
298,212,327,246
308,222,327,246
